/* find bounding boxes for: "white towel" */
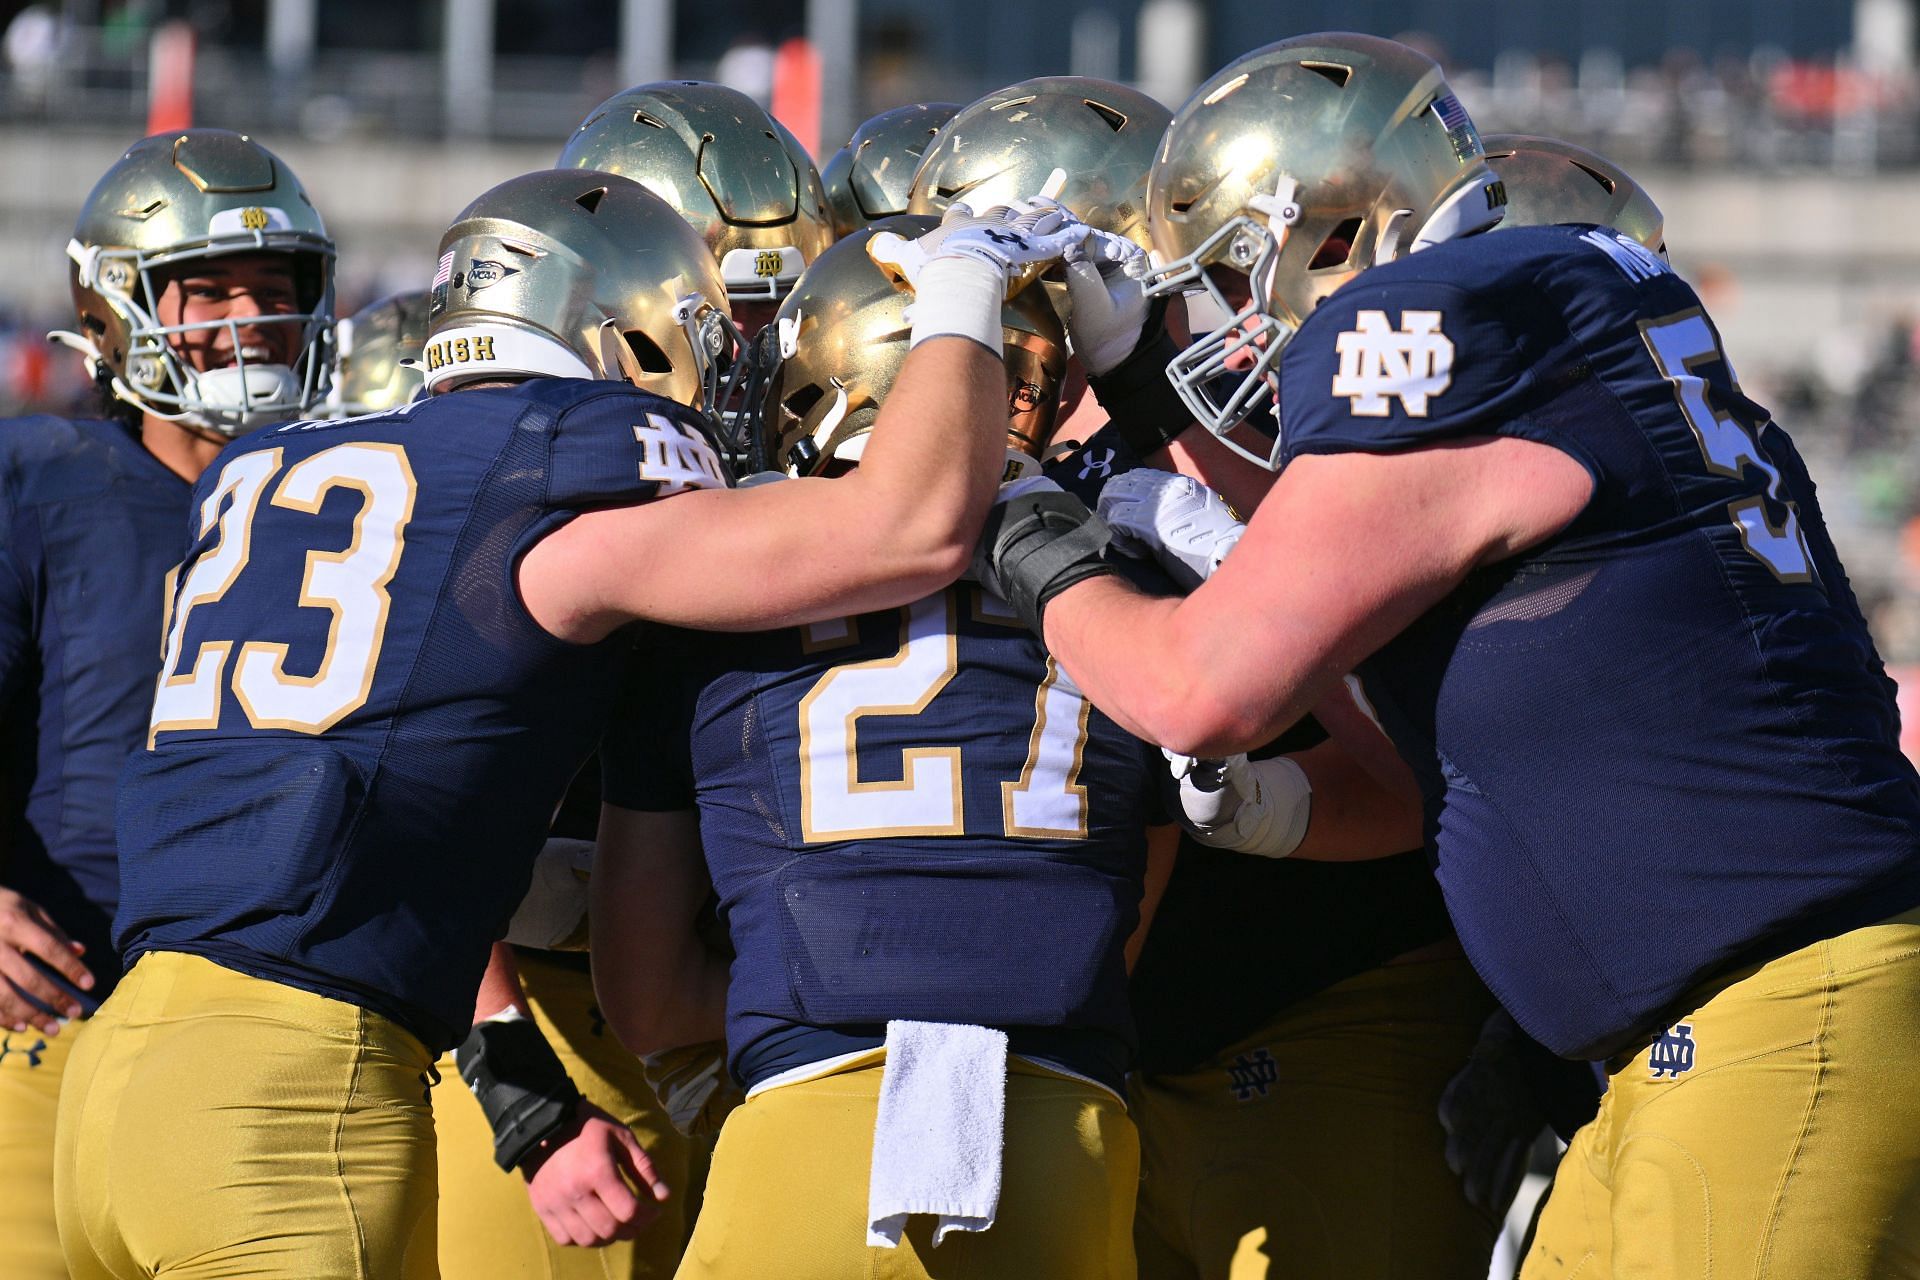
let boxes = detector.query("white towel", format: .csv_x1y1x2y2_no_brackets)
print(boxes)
865,1020,1009,1249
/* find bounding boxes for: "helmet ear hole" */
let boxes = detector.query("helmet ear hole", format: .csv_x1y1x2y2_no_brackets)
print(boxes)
574,187,607,214
1308,217,1363,270
623,329,674,375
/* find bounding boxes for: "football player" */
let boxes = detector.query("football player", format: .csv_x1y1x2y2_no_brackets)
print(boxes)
557,80,833,343
0,129,333,1280
326,288,427,416
975,33,1920,1279
820,102,959,237
906,76,1170,448
592,218,1173,1279
53,171,1087,1278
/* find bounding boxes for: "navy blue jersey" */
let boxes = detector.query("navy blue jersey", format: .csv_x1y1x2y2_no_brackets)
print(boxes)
1278,224,1920,1058
1050,428,1455,1073
0,416,189,995
605,583,1159,1092
115,379,728,1050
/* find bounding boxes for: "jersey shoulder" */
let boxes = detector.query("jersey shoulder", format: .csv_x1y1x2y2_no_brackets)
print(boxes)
1278,225,1667,464
0,415,161,511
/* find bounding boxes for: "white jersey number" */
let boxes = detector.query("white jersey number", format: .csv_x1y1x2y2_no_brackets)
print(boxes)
797,592,1091,842
149,442,417,742
1642,312,1812,582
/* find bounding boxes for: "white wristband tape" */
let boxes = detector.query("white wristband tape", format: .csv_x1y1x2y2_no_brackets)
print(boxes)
906,256,1004,354
1242,755,1312,859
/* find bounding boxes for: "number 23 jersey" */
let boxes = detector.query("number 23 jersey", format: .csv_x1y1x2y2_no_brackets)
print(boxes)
1278,223,1920,1059
610,585,1159,1092
114,379,727,1051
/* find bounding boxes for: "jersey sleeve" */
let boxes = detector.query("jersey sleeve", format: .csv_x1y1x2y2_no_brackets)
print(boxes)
1277,273,1584,466
547,387,731,512
599,633,699,812
0,472,33,713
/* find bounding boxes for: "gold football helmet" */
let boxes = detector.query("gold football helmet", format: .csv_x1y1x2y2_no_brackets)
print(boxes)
421,169,735,412
1483,134,1665,255
328,289,428,417
907,77,1170,249
1146,34,1507,463
755,215,1067,478
557,82,834,305
50,129,335,435
821,102,959,236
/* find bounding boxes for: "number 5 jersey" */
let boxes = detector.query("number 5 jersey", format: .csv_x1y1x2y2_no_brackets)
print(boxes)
1277,222,1920,1060
114,380,727,1052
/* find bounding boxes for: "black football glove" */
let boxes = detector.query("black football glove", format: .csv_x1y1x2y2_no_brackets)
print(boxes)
971,478,1119,634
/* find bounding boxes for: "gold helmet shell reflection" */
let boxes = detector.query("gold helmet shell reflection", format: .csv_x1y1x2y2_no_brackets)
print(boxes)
558,82,834,302
1483,134,1665,254
908,77,1169,249
756,215,1066,477
329,289,428,416
821,102,959,236
422,169,734,413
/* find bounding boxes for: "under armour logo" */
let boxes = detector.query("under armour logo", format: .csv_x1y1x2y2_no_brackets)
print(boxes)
1331,309,1454,418
1648,1022,1696,1079
634,413,728,496
1078,447,1116,481
981,228,1028,249
0,1032,47,1068
1226,1047,1278,1101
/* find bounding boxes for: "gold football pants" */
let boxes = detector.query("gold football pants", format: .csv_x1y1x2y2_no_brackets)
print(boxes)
54,950,438,1279
0,1015,82,1279
677,1051,1139,1279
1523,906,1920,1280
434,949,693,1278
1131,953,1500,1280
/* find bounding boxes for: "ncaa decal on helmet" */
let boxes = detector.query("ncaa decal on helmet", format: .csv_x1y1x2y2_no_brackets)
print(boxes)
1483,134,1666,256
557,82,834,305
1144,33,1507,462
50,129,336,436
755,215,1066,479
419,169,735,414
821,102,959,237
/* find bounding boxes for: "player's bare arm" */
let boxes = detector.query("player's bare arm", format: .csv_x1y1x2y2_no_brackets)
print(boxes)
589,805,727,1055
520,333,1007,641
1020,437,1592,757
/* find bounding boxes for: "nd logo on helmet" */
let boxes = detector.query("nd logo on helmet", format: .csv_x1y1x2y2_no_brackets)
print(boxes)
753,251,784,279
239,206,270,231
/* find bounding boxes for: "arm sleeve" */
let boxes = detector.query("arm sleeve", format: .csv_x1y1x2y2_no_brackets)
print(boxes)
599,633,699,812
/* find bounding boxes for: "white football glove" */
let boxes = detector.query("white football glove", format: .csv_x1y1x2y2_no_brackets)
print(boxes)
640,1041,745,1138
866,200,1089,293
503,836,593,951
1164,750,1311,858
1051,212,1153,375
1096,468,1245,591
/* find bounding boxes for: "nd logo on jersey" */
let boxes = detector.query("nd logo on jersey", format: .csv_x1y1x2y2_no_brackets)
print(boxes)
1331,309,1454,417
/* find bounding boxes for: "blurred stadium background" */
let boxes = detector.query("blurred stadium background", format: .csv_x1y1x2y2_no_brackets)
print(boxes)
0,1,1911,1269
0,10,1915,705
0,14,1911,732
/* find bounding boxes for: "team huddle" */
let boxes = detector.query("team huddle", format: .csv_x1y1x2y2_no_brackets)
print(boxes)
3,28,1918,1280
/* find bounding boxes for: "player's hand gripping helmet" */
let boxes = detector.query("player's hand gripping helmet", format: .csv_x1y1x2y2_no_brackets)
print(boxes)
1483,134,1665,256
908,77,1170,252
754,215,1067,479
50,129,335,435
420,169,736,414
327,289,429,417
821,102,959,236
1146,34,1507,465
557,82,834,306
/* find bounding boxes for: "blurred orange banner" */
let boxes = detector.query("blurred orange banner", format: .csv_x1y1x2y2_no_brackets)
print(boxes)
147,21,196,134
771,37,821,159
1892,665,1920,767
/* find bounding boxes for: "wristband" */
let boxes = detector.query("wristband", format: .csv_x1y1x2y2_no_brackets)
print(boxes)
1085,315,1193,458
907,256,1004,354
454,1009,582,1172
976,486,1120,634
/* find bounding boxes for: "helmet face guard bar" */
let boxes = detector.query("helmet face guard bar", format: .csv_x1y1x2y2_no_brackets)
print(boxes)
1145,211,1294,470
